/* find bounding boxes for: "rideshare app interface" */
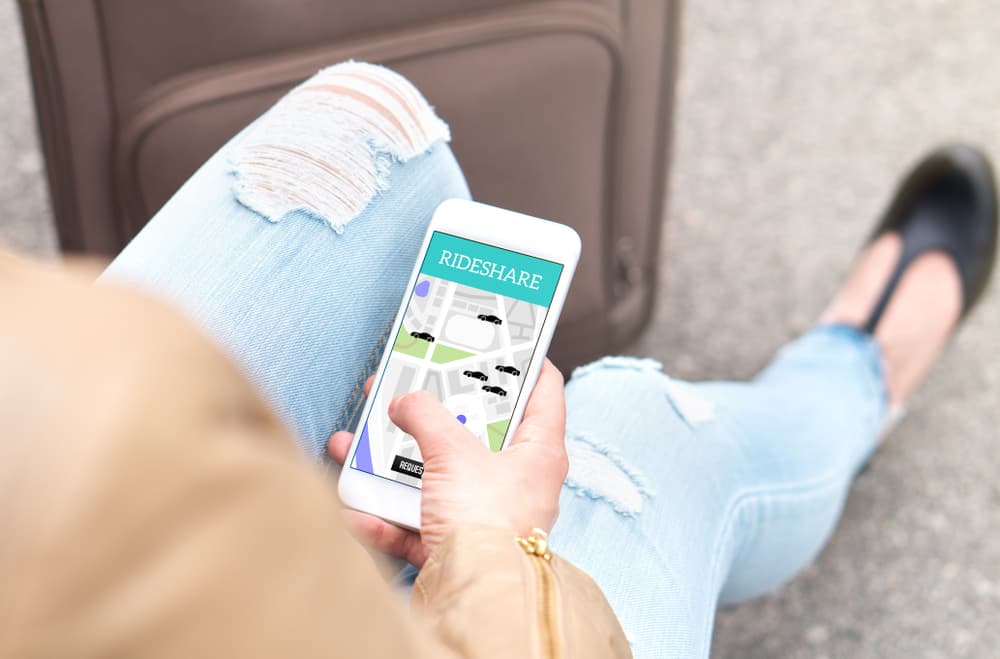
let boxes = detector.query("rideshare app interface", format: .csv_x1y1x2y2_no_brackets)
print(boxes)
350,231,563,489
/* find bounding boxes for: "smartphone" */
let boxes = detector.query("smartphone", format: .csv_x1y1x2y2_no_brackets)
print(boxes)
337,199,581,530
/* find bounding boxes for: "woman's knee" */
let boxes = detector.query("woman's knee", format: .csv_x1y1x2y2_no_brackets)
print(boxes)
230,61,459,234
561,357,718,518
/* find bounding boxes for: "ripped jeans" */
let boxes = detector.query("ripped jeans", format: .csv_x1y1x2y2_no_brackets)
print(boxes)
103,63,887,659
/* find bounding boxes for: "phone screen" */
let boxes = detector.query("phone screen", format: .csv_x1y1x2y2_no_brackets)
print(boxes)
350,231,564,489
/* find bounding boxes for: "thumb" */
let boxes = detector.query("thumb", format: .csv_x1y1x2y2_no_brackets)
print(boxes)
388,390,473,461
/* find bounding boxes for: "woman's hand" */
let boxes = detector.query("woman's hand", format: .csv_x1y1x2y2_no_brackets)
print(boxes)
328,359,568,567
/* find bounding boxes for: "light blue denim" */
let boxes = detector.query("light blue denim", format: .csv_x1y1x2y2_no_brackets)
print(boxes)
103,105,887,659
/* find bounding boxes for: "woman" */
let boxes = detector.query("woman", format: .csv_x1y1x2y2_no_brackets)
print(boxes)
3,62,994,658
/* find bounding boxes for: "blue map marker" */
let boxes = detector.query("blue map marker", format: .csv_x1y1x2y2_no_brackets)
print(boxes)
456,414,467,424
414,279,430,297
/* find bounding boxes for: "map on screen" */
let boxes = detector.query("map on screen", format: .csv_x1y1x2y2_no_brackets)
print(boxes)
350,231,563,488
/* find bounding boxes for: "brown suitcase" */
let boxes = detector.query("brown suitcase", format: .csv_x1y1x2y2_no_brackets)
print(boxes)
18,0,681,370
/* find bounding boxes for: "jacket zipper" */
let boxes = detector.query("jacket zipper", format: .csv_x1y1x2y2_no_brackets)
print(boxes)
530,554,559,658
518,528,560,659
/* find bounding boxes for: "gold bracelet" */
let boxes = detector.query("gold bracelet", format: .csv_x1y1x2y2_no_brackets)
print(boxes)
516,528,553,561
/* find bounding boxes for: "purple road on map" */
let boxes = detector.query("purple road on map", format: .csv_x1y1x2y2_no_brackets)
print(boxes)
354,422,374,473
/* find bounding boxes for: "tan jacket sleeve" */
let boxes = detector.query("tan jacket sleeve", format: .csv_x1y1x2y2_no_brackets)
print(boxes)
415,526,631,659
0,252,630,659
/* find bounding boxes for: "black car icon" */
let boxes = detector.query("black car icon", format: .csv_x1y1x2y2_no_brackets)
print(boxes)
462,370,489,381
477,313,502,325
495,364,521,376
482,385,507,397
409,331,435,342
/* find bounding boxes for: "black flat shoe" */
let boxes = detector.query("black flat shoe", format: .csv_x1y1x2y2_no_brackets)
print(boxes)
863,144,998,333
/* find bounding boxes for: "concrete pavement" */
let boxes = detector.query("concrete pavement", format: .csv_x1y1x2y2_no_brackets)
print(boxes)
634,2,1000,656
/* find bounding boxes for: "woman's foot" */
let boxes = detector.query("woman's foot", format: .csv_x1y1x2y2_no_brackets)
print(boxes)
820,145,998,410
820,234,961,407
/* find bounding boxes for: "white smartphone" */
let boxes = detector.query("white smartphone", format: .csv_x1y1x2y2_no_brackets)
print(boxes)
337,199,581,530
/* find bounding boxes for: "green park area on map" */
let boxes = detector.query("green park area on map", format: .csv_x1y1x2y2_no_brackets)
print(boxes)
487,419,510,452
393,324,429,359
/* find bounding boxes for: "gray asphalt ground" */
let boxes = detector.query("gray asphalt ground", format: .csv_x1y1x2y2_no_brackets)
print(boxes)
1,1,997,657
0,2,53,256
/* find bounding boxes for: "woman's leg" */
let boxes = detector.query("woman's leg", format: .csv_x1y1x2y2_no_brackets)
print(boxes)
102,62,470,459
551,326,887,658
98,59,913,659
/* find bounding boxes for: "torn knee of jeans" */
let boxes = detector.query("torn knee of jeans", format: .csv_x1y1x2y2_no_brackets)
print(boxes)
570,356,664,381
230,61,451,233
564,432,653,516
571,356,716,427
662,378,716,427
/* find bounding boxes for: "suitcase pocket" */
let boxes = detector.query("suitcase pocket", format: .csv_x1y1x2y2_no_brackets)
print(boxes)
117,1,624,366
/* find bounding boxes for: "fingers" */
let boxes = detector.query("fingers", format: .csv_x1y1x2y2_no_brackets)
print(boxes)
343,510,426,566
389,390,472,461
327,431,354,465
508,359,566,448
363,374,374,397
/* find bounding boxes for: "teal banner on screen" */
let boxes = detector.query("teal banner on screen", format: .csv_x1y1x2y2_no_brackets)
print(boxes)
421,232,563,307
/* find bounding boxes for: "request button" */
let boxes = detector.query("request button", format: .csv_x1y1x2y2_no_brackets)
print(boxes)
390,455,424,479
